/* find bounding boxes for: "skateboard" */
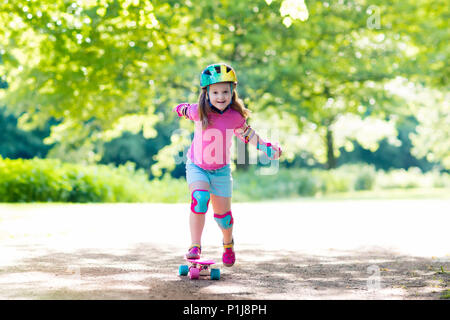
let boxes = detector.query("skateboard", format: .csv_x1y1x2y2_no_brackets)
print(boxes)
179,256,220,280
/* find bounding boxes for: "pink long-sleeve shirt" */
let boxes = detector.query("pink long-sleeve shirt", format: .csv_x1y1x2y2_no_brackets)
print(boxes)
185,103,246,170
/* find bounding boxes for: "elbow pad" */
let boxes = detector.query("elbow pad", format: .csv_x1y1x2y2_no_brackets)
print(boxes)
257,140,282,159
234,124,255,144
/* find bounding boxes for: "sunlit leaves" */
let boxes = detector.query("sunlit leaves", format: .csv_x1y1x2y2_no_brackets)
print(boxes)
99,113,159,141
1,0,190,163
280,0,309,27
0,0,447,170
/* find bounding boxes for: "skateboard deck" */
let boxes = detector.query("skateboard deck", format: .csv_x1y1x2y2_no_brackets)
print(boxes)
179,256,220,280
185,257,216,265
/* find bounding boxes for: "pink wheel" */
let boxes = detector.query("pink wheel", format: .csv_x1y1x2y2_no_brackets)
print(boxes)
189,267,200,279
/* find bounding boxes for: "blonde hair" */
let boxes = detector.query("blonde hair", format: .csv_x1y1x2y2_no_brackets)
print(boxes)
197,85,251,130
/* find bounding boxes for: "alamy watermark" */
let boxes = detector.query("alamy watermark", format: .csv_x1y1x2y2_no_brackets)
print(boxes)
366,5,381,30
436,256,450,263
367,265,381,292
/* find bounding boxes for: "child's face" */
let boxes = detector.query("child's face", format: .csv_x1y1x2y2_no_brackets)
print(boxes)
208,82,232,110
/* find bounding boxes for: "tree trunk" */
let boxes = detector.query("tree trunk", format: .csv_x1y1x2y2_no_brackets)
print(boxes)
326,126,336,170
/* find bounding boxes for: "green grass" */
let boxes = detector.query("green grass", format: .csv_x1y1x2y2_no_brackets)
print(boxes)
1,187,448,205
238,187,450,203
441,289,450,299
313,188,450,201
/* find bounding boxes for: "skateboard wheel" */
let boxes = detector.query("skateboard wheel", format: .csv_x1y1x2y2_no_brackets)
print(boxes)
189,267,200,279
179,265,189,276
210,268,220,280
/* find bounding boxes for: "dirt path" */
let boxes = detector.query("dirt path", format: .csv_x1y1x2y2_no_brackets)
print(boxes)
0,200,448,300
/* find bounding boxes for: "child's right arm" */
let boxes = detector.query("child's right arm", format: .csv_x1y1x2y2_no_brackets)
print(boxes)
172,103,199,121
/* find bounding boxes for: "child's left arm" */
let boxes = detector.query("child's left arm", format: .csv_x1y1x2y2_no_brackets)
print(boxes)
234,122,282,160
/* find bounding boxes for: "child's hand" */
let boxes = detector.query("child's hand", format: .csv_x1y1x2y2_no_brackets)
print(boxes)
173,103,189,119
258,141,282,160
269,142,282,160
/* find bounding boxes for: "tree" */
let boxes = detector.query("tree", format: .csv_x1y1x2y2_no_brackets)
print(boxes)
389,81,450,170
1,0,446,173
0,106,53,159
224,0,447,169
385,0,449,169
0,0,200,163
337,115,435,171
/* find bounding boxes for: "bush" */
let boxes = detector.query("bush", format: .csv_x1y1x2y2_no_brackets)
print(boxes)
296,171,322,196
0,156,187,203
233,163,449,201
233,165,358,200
1,156,448,203
377,167,425,189
355,172,374,190
432,171,450,188
316,169,352,193
233,166,301,201
354,165,376,191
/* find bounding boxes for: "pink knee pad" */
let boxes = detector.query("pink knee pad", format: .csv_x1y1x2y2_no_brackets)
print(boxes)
214,211,234,229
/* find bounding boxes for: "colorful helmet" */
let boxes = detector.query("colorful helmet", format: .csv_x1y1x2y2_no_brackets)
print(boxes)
200,63,237,88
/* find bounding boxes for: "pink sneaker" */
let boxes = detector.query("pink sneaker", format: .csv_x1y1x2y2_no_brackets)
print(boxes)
186,244,201,259
222,240,235,267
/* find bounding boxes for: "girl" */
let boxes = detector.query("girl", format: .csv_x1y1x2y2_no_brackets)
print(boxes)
173,63,282,267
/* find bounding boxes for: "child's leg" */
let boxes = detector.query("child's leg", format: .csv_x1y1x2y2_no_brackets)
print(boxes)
211,193,236,266
189,212,205,245
210,194,233,244
189,181,210,245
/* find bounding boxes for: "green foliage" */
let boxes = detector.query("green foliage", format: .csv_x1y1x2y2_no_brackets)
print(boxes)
338,115,436,171
0,0,195,163
0,0,448,173
389,0,448,87
141,173,189,203
0,106,53,159
0,156,187,202
296,171,322,196
0,156,448,203
377,167,450,190
408,88,450,169
354,166,376,191
316,169,353,193
232,163,449,201
441,290,450,300
232,163,375,201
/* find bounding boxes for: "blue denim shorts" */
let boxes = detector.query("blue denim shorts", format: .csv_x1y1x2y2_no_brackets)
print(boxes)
185,158,233,198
